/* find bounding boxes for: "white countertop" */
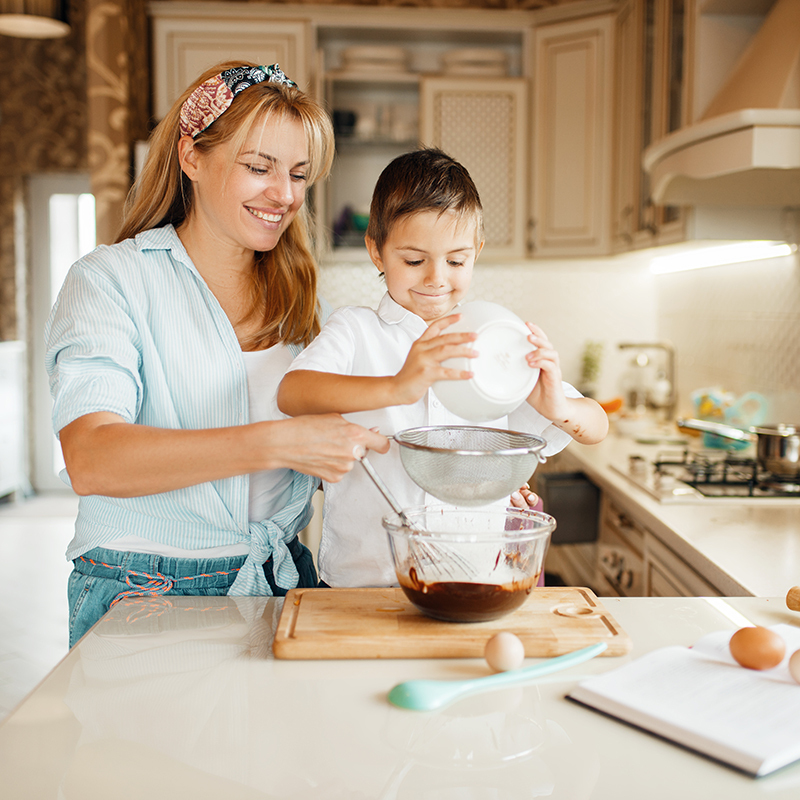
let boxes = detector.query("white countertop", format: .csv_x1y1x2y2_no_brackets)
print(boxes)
2,594,799,798
552,432,800,598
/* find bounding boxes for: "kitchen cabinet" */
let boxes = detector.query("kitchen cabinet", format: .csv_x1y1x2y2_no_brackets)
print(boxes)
150,1,622,260
597,493,646,596
594,487,726,597
645,530,723,597
534,444,731,598
532,454,602,591
531,14,615,257
420,77,528,259
151,11,313,118
320,31,527,259
612,0,690,252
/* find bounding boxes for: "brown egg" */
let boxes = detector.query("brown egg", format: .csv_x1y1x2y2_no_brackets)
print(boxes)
729,626,786,670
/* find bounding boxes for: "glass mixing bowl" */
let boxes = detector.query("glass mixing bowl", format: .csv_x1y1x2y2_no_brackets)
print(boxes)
383,505,555,623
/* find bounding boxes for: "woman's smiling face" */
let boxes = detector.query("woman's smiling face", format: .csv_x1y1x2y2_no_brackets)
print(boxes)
367,210,482,323
183,114,309,253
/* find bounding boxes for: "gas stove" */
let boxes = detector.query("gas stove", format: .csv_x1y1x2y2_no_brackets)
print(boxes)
612,447,800,504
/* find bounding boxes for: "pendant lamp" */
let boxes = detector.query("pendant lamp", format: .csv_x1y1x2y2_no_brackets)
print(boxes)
0,0,70,39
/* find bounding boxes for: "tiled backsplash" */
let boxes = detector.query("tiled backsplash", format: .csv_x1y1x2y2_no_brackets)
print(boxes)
320,250,800,420
319,255,658,402
656,252,800,422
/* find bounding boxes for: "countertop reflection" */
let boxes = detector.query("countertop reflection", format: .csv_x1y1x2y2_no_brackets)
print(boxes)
1,594,799,798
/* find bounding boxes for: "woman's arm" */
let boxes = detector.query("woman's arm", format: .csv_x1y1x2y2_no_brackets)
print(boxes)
60,411,389,497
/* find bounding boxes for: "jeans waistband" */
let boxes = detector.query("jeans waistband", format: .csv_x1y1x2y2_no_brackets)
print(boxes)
74,538,303,606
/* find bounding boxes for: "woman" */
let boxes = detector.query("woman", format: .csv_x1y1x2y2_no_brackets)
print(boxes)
45,62,388,646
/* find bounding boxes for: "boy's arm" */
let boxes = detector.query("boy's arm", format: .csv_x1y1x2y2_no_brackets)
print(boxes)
278,315,477,417
550,396,609,445
277,370,400,416
523,321,609,445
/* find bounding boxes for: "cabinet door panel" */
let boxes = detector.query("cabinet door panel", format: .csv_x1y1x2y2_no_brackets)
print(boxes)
532,15,614,257
420,77,528,260
152,16,312,119
644,532,722,597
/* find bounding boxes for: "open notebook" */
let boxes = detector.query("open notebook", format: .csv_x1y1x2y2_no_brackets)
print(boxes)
568,624,800,777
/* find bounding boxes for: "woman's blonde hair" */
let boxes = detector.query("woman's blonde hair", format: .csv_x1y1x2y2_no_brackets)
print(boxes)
117,61,335,349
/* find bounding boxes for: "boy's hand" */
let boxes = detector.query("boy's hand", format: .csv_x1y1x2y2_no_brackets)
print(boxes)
523,322,570,421
510,485,540,510
392,314,477,405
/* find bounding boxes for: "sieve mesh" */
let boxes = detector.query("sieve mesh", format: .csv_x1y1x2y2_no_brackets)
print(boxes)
393,426,546,506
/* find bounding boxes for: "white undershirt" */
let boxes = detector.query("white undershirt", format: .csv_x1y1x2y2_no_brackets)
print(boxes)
104,345,295,558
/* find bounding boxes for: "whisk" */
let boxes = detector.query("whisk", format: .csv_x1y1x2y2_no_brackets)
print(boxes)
359,425,547,577
358,456,475,577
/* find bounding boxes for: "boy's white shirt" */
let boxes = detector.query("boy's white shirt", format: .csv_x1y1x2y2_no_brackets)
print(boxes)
285,292,582,587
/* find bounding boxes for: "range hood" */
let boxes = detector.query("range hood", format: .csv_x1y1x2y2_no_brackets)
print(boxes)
644,0,800,209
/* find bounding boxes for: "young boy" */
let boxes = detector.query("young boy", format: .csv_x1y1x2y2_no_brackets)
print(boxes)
277,148,607,587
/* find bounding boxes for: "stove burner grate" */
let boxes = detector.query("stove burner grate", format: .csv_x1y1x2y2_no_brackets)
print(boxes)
650,449,798,498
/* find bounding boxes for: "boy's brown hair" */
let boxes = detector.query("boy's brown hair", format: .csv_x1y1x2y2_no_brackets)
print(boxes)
366,148,484,253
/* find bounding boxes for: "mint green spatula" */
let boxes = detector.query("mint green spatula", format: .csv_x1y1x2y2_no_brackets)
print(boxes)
388,642,608,711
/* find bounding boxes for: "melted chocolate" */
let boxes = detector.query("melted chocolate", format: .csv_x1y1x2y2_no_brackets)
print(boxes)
399,569,537,622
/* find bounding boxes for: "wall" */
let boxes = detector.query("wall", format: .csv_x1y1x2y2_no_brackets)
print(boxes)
656,251,800,423
321,247,800,426
0,0,87,342
319,253,659,402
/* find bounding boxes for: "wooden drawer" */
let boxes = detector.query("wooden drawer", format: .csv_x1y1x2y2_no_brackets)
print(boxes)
644,533,723,597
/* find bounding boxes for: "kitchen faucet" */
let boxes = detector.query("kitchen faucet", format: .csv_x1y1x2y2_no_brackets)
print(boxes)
618,341,676,421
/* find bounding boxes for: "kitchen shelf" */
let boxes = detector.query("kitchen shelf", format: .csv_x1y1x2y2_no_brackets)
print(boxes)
326,70,420,85
335,135,419,149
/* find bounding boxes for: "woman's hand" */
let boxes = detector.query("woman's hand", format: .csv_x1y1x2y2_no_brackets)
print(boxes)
272,414,390,482
391,314,477,405
60,411,390,497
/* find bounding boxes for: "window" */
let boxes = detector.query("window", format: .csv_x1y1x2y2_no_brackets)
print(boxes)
29,175,95,492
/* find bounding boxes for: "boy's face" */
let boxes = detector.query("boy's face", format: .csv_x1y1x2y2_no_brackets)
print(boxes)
366,210,483,323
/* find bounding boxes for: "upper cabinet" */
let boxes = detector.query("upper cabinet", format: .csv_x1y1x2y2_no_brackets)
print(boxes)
419,77,528,259
151,11,313,118
530,14,615,257
612,0,690,252
149,2,632,260
317,23,528,260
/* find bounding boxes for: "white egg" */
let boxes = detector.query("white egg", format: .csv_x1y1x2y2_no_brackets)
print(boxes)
789,649,800,685
484,631,525,672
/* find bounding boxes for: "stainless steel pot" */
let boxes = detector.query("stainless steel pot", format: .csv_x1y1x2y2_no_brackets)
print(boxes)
676,418,800,477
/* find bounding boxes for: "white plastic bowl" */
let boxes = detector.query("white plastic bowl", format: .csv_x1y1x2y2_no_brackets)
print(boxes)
433,301,539,422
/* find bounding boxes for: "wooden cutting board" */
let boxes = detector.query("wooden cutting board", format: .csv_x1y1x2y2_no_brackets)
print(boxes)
273,586,632,659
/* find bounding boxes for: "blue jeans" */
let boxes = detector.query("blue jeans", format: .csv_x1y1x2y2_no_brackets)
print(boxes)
67,537,316,647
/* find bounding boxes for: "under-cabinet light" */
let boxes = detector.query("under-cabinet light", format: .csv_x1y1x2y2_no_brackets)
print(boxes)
649,241,795,274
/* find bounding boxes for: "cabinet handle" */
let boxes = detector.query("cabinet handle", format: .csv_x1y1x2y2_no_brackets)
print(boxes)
617,205,633,244
641,198,658,236
527,217,537,254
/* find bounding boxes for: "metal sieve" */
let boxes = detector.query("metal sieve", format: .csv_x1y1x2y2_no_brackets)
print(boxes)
392,425,547,506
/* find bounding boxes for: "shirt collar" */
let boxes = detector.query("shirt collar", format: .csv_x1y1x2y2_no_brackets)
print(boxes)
377,292,429,335
377,291,465,333
135,224,199,272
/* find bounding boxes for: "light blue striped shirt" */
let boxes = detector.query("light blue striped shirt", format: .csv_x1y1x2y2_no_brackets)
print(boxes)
44,224,325,596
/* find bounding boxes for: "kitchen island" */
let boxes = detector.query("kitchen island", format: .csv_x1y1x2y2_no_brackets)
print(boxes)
1,593,799,798
541,432,800,598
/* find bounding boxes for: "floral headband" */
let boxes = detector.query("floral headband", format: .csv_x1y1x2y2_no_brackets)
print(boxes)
179,64,297,139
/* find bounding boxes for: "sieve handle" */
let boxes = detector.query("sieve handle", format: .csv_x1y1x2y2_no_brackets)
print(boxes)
358,455,420,531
